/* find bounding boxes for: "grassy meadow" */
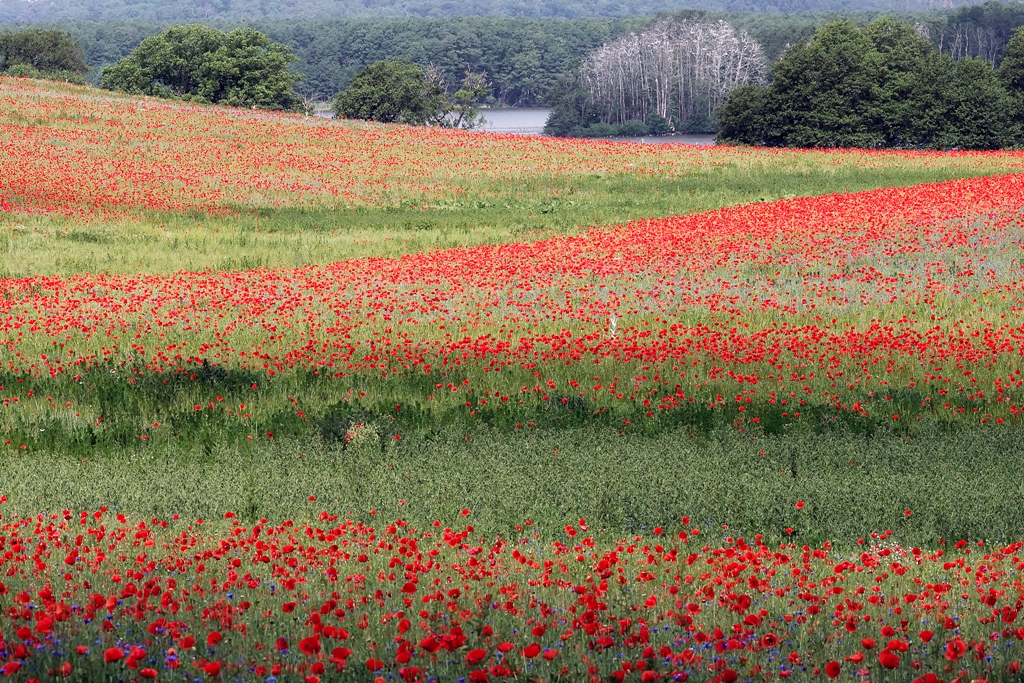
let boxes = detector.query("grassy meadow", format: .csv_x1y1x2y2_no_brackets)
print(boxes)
1,78,1024,276
2,78,1024,541
5,77,1024,683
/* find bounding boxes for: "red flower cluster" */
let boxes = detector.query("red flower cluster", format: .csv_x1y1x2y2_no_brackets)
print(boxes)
0,508,1019,682
1,78,1020,220
2,171,1024,427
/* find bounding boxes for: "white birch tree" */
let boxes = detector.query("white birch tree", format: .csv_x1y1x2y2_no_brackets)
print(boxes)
577,18,767,131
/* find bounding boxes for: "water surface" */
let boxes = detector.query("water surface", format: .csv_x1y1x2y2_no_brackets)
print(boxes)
480,107,715,145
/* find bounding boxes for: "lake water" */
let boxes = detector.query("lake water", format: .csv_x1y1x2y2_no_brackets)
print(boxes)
317,106,716,145
480,107,716,146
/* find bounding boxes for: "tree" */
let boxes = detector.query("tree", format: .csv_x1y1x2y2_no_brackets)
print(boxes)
998,24,1024,128
998,24,1024,93
197,28,304,109
543,70,596,136
718,18,1020,150
445,70,489,129
101,24,302,111
940,57,1019,149
547,17,766,137
0,28,88,77
332,57,487,127
858,18,952,148
763,20,882,148
332,58,444,124
716,84,769,145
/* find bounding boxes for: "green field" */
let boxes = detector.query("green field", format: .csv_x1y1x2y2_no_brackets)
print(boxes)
2,79,1024,544
6,78,1024,683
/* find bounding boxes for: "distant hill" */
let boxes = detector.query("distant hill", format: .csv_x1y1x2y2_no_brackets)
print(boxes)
0,0,981,23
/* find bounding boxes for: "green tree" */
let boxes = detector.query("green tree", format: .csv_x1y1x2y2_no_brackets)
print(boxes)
763,20,882,148
939,57,1019,149
715,84,770,145
333,58,444,124
332,58,487,127
999,25,1024,93
445,70,489,129
101,24,301,111
0,28,88,77
998,25,1024,128
543,71,596,136
863,17,942,147
718,18,1020,150
198,28,303,109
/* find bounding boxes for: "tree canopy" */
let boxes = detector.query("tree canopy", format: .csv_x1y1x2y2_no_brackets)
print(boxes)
0,28,88,79
0,0,987,23
332,57,487,127
101,24,302,110
999,24,1024,92
333,57,444,124
717,17,1019,149
26,5,1024,107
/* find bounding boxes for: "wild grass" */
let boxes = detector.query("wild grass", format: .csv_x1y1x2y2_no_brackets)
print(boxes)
4,160,1024,277
0,420,1021,543
2,78,1024,276
2,79,1024,551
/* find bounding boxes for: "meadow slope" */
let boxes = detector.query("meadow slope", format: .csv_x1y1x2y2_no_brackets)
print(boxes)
2,77,1024,275
4,76,1024,683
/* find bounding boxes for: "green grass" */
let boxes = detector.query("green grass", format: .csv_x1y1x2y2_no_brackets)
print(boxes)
0,422,1019,544
3,162,1021,277
4,80,1024,549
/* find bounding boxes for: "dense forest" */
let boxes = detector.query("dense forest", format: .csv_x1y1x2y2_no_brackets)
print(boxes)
9,17,651,105
3,2,1024,107
715,17,1022,148
0,0,985,23
553,17,767,135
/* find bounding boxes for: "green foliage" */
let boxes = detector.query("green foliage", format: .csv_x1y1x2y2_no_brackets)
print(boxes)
28,8,1024,108
446,70,489,128
2,63,87,83
269,17,648,106
941,56,1020,148
999,24,1024,92
101,24,302,110
541,71,593,134
544,69,679,138
4,416,1024,543
0,28,87,78
999,25,1024,127
0,0,988,23
714,83,769,144
332,57,487,127
718,17,1020,149
332,57,445,124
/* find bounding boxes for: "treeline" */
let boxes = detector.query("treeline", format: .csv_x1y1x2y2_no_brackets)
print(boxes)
6,4,1024,106
718,17,1024,148
260,17,646,105
547,16,767,136
0,0,984,24
14,17,649,106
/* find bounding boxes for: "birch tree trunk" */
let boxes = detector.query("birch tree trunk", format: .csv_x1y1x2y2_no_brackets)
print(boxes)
577,18,766,133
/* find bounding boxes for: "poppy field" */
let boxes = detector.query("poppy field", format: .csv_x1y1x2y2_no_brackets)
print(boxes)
1,507,1024,683
2,77,1024,277
4,76,1024,681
